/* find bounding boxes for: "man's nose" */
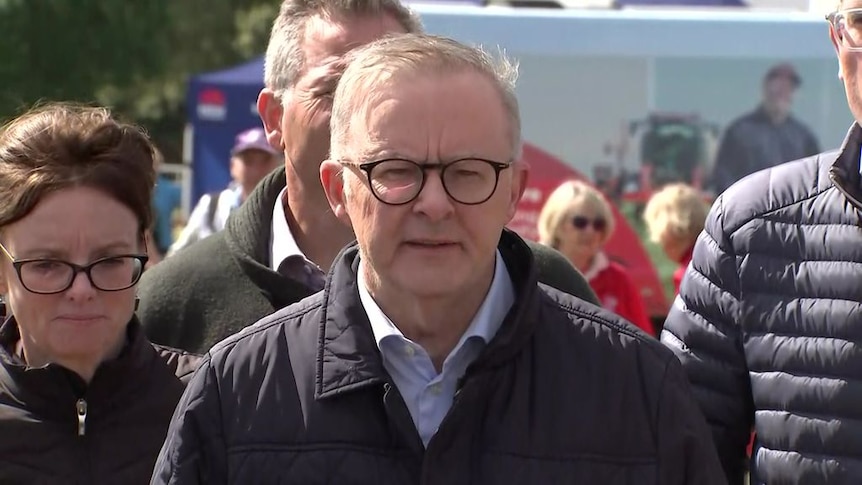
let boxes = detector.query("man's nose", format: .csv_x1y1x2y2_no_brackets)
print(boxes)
412,172,455,221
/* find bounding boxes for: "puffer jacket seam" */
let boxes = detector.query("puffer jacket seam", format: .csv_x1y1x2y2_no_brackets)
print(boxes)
725,180,834,238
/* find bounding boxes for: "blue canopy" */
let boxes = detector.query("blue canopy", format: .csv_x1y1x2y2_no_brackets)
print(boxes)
186,57,265,203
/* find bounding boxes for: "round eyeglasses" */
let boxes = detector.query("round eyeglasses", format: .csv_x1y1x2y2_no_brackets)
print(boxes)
0,243,148,295
827,8,862,51
346,158,512,206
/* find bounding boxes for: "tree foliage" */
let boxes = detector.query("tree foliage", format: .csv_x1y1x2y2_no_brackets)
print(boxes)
0,0,280,161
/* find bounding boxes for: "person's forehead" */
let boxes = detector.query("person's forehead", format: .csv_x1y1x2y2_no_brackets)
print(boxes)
844,0,862,9
569,198,604,215
348,71,510,156
302,12,406,69
5,188,139,248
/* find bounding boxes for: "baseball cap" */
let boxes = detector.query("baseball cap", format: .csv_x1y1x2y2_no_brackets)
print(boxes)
764,63,801,88
231,127,280,156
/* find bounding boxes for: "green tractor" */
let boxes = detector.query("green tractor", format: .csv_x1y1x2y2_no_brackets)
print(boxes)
626,113,721,201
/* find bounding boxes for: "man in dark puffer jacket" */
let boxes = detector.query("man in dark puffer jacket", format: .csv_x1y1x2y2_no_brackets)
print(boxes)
662,4,862,483
153,33,723,485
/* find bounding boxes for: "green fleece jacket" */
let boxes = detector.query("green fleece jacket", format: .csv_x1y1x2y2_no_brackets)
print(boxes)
137,168,599,354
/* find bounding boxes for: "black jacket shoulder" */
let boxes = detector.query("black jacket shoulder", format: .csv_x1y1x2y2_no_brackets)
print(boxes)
717,149,837,235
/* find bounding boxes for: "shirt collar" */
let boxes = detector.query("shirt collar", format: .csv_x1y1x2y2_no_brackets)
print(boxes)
582,251,610,281
358,249,514,354
269,187,310,271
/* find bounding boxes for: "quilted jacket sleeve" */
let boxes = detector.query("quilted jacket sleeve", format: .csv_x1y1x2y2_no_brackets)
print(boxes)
660,194,754,485
151,354,227,485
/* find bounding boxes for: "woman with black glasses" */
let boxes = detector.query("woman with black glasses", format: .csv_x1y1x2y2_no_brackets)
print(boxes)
537,180,653,336
0,103,199,484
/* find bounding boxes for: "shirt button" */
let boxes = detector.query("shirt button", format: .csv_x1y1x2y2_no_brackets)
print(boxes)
429,383,442,395
404,345,415,357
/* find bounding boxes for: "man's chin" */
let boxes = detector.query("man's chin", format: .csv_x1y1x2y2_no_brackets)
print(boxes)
394,273,464,299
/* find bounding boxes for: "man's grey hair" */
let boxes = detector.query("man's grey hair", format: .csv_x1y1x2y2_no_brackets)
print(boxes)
264,0,423,94
330,34,522,163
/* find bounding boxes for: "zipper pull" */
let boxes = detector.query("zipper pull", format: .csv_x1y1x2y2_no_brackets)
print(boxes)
76,398,87,436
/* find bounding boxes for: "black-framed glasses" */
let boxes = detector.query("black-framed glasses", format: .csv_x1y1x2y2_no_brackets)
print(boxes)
827,8,862,51
345,158,512,206
571,215,607,232
0,242,148,295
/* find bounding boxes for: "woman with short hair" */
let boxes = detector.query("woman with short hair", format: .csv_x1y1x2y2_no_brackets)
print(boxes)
538,180,653,336
643,183,709,295
0,103,199,484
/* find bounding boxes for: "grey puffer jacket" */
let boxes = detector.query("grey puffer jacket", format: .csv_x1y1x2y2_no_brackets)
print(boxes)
662,123,862,485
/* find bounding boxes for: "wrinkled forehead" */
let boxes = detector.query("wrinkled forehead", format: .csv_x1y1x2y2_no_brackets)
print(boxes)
334,68,416,137
337,68,506,155
302,12,407,72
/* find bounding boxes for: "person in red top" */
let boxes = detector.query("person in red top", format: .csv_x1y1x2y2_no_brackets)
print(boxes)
672,247,694,295
643,183,709,295
538,180,653,336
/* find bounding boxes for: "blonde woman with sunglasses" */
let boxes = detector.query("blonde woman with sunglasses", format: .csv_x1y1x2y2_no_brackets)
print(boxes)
538,180,653,336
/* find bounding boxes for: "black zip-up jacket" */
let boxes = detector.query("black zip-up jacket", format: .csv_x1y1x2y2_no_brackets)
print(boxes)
663,124,862,484
0,317,200,484
152,231,723,485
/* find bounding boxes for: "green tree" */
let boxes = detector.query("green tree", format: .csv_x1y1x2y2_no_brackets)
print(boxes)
0,0,279,162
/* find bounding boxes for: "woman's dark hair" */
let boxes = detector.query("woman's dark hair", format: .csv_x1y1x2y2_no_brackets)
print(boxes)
0,103,156,235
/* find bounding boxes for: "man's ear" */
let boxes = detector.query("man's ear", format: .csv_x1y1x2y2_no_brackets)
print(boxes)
829,26,846,81
320,160,352,227
830,23,840,53
258,88,285,150
506,162,530,220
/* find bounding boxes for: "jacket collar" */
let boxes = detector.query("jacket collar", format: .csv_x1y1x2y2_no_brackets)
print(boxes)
0,316,157,421
315,229,542,399
829,123,862,209
222,166,316,307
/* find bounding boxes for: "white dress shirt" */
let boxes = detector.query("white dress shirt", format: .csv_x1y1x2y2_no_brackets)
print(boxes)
357,250,515,446
269,188,325,290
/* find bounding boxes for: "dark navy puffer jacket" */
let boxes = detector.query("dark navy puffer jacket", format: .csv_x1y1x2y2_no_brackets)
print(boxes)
152,232,724,485
662,123,862,485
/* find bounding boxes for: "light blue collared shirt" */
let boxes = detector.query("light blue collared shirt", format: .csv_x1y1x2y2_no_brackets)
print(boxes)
357,250,515,447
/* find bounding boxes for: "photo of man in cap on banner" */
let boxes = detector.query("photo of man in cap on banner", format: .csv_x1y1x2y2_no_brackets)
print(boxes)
710,62,821,194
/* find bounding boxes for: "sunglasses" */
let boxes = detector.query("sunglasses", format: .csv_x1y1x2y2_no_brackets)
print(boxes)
571,215,607,232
